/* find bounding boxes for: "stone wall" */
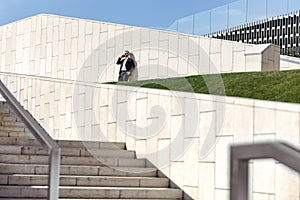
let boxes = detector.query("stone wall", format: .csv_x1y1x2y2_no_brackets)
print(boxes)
280,55,300,70
0,14,280,84
1,73,299,200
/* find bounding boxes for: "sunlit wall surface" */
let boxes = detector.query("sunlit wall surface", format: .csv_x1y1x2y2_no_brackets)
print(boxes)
167,0,300,36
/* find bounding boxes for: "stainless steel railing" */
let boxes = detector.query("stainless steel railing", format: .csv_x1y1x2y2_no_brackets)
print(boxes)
0,80,61,200
230,142,300,200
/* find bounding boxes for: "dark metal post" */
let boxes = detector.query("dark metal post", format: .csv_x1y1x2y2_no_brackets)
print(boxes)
230,147,249,200
230,142,300,200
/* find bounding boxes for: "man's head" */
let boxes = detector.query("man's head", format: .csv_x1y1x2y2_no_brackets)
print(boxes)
124,50,130,57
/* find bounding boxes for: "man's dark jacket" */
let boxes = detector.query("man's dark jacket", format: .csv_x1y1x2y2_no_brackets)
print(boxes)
116,57,135,74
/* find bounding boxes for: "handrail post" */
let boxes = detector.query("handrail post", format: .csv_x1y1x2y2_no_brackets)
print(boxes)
48,147,61,200
230,142,300,200
230,148,249,200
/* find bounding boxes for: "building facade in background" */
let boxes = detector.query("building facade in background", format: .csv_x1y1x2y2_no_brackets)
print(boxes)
210,10,300,56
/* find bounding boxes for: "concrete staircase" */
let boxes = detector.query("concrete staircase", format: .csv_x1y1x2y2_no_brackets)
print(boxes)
0,102,183,199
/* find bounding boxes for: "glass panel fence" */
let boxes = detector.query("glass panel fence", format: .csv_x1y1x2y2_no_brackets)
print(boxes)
166,0,300,36
194,11,211,35
166,20,178,32
247,0,267,23
177,15,194,35
267,0,288,18
289,0,300,13
228,0,247,29
211,4,229,33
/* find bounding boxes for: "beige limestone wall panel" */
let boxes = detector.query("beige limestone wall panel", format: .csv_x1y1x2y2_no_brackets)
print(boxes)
199,37,210,74
210,52,221,73
280,55,300,70
0,14,280,85
221,41,233,72
2,75,297,199
275,164,299,200
233,49,246,72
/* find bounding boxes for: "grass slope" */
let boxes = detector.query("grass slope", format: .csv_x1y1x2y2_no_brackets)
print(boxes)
110,70,300,104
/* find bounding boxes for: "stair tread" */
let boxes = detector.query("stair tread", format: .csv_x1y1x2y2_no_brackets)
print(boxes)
0,174,169,188
0,185,180,190
0,144,136,158
0,154,144,161
0,163,158,177
0,101,181,199
0,174,166,179
0,144,134,152
0,154,147,168
0,163,156,169
0,137,126,149
0,163,153,168
0,186,183,198
56,139,126,147
0,199,179,200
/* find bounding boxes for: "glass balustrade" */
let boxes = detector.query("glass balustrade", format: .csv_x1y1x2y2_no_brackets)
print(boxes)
166,0,300,36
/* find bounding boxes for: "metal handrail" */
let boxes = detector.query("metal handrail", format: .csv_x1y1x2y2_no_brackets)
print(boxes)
230,142,300,200
0,80,60,200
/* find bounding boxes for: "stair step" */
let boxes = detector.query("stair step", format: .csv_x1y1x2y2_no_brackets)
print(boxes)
0,174,169,188
0,101,180,199
0,145,23,154
0,110,17,117
0,121,24,127
0,137,126,149
0,186,183,199
0,101,10,107
0,154,146,167
0,145,136,158
56,140,126,150
0,199,179,200
0,137,40,146
0,107,10,114
0,131,33,138
58,199,180,200
0,116,20,122
0,126,26,132
0,163,157,177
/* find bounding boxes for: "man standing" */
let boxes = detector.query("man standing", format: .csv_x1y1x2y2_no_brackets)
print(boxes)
116,50,135,81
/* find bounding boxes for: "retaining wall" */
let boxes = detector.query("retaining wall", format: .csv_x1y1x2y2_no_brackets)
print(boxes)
1,73,299,200
0,14,280,84
280,55,300,70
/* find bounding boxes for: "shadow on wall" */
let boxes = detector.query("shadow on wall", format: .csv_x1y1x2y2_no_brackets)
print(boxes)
129,53,138,81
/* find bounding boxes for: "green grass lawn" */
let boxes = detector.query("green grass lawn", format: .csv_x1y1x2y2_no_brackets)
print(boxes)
109,70,300,104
